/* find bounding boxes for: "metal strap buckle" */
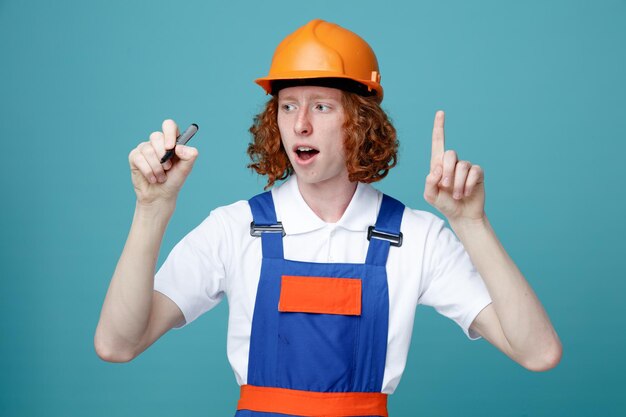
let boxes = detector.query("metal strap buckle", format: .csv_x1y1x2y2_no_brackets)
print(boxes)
250,222,285,237
367,226,403,247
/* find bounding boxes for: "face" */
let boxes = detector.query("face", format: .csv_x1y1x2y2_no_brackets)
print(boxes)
277,85,349,188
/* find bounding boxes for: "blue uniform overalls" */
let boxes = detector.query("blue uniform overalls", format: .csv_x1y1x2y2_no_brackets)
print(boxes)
236,191,405,417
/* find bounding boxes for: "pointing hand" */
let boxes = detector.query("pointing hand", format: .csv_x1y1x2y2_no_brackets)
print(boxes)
424,111,486,223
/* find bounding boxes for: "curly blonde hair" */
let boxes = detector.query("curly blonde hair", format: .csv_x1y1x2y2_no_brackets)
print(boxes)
247,90,398,189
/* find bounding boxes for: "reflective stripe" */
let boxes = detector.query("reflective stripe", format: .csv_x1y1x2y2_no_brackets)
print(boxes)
279,276,362,316
237,385,388,417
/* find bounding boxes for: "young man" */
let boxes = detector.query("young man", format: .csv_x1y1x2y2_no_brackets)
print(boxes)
95,19,561,417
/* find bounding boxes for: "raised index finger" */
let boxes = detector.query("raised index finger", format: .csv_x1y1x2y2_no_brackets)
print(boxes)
430,110,445,172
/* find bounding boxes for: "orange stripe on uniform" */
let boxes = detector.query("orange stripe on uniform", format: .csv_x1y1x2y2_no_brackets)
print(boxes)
278,275,362,316
237,384,388,417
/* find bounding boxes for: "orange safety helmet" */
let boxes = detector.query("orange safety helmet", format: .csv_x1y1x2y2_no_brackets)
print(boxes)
255,19,384,102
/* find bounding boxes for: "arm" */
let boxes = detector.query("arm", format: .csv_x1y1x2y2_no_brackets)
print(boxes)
423,111,562,371
94,203,183,362
94,119,198,362
450,216,562,371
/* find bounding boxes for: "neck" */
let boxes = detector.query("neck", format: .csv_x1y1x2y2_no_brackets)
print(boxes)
295,176,358,223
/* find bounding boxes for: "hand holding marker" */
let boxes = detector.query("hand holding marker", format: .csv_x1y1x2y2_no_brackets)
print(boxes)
160,123,199,164
128,120,200,206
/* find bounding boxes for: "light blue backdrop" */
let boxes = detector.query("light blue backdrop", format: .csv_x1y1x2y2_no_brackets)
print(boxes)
1,0,625,416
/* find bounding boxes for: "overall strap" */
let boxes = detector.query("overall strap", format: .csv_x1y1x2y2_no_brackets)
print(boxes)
365,194,405,266
249,192,284,259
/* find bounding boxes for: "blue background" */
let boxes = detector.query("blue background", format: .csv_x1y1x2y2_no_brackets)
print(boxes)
1,0,625,416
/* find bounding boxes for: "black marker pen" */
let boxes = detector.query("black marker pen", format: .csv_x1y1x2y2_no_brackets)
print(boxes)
160,123,199,164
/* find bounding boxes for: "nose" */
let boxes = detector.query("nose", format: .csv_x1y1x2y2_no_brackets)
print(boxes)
294,107,312,136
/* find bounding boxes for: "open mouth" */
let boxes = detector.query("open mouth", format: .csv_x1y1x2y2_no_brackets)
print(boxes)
295,146,320,161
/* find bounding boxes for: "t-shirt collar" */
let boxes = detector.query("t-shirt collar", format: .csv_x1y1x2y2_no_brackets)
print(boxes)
272,176,381,235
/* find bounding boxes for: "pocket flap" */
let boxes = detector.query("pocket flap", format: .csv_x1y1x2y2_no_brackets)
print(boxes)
278,275,362,316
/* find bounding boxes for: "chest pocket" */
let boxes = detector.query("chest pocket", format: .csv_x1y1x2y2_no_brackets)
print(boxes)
276,275,362,391
279,275,362,316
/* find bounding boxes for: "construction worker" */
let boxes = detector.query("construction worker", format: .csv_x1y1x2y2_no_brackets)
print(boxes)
95,19,561,417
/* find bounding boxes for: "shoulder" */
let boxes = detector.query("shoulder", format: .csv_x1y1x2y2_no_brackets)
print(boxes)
208,199,253,225
179,200,253,248
363,187,445,246
402,205,443,226
360,183,445,234
391,197,445,236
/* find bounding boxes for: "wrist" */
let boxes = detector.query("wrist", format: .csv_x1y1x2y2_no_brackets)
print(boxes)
134,200,176,223
449,213,490,235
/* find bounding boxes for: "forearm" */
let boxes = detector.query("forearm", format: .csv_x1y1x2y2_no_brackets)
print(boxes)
95,202,175,360
449,215,560,361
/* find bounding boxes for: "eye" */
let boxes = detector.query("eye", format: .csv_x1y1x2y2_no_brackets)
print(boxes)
280,103,296,112
314,103,331,112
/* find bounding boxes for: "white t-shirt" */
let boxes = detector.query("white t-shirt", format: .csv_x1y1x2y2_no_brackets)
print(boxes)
154,176,493,394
